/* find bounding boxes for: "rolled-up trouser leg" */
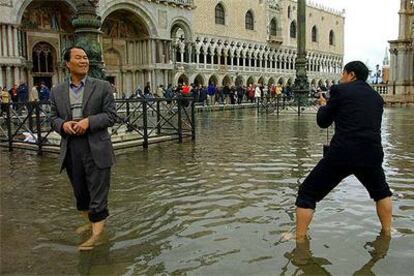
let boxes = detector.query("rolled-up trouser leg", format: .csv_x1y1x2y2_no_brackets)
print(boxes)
83,153,110,223
295,159,351,210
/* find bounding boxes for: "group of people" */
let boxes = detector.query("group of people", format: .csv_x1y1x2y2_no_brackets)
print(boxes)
47,45,392,252
118,82,298,106
0,82,50,116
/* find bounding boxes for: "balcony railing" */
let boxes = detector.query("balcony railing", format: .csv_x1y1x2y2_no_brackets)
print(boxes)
371,84,389,95
160,0,193,6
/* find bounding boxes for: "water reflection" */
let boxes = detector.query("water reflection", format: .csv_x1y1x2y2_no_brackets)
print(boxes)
282,238,332,275
353,233,391,276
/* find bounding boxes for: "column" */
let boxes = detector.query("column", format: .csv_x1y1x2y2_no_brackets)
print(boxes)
13,26,18,57
204,53,207,69
151,40,156,64
230,53,233,70
2,25,7,57
146,40,151,65
14,66,20,85
6,66,12,88
0,66,3,88
0,25,3,57
186,42,192,63
7,25,13,57
196,51,200,64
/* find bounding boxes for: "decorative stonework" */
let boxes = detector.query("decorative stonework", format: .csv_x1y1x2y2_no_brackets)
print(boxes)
0,0,12,7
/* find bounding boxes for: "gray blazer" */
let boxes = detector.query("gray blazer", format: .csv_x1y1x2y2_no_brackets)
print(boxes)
50,77,117,172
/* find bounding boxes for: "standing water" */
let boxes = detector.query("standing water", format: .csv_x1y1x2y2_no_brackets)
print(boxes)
1,108,413,275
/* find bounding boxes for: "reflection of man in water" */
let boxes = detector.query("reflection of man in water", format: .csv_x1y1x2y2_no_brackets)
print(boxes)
354,233,391,275
294,61,393,241
283,238,331,275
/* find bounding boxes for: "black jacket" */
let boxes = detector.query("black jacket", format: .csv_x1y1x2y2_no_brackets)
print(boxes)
317,80,384,166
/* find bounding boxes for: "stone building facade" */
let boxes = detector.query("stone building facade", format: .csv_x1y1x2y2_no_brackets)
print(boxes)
0,0,344,95
181,0,344,89
389,0,414,99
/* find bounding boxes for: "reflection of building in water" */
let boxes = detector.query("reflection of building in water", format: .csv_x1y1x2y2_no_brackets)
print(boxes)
0,0,343,96
388,0,414,100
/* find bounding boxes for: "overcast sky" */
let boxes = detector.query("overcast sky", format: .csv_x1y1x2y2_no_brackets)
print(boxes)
310,0,400,70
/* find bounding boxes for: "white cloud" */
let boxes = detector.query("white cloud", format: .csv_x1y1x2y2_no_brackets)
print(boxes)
309,0,400,70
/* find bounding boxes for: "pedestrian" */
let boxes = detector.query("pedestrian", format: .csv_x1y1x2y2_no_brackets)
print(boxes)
207,82,216,106
9,84,18,110
50,46,117,250
1,86,10,117
17,82,28,104
156,85,164,98
294,61,393,241
255,84,261,104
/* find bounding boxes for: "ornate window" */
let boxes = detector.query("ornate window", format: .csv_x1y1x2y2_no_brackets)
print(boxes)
329,30,335,46
245,10,254,30
32,43,54,73
215,3,225,25
312,26,318,42
270,18,278,36
290,21,297,38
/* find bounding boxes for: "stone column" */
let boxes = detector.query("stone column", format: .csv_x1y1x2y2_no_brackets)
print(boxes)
14,66,20,85
158,40,164,63
0,66,3,88
7,25,13,57
0,25,3,57
151,40,156,64
13,26,18,57
1,25,6,57
6,66,12,88
204,53,207,69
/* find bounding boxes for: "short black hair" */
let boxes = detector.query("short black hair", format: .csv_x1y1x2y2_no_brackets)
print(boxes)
63,46,88,62
343,61,369,81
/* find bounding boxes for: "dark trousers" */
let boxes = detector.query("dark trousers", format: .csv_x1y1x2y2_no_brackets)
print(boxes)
65,136,110,222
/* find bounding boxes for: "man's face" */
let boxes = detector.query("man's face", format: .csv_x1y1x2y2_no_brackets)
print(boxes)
66,48,89,77
340,70,356,84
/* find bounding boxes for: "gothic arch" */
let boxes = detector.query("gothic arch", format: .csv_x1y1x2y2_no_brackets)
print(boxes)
170,17,193,41
100,1,157,37
16,0,77,24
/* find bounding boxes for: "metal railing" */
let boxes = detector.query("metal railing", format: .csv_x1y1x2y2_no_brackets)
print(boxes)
0,97,196,155
257,93,321,116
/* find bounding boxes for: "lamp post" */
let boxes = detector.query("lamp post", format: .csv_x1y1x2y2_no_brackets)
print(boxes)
71,0,105,79
293,0,310,116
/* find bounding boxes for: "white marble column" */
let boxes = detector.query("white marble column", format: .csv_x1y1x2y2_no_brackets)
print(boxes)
0,26,3,57
13,27,18,57
7,25,13,57
1,25,6,57
0,66,3,88
203,53,207,69
6,66,12,88
14,66,20,85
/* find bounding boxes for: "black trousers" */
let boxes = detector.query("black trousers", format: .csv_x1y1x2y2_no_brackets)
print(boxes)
296,158,392,210
65,136,110,222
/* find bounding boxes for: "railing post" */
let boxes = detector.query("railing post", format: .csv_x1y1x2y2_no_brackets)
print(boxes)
191,98,196,140
156,100,161,135
126,99,132,132
6,103,12,152
276,95,280,116
177,97,183,143
142,99,149,149
36,103,42,155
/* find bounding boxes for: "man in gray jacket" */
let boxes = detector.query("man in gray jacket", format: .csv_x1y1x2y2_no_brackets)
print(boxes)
50,46,117,250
